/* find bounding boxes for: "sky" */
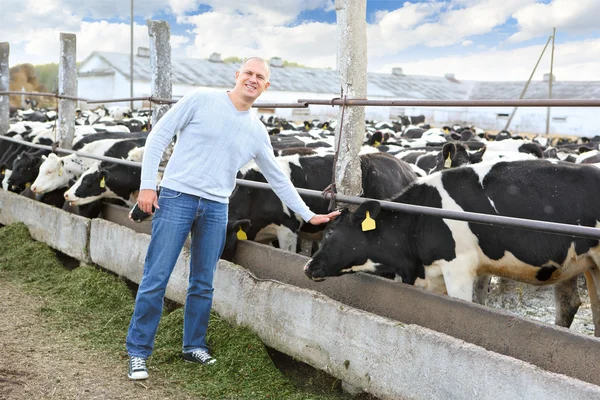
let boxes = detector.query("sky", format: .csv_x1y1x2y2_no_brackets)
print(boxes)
1,0,599,82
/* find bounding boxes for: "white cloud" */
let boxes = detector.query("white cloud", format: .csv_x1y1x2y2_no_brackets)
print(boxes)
368,0,534,56
180,0,333,24
8,21,188,66
377,38,600,81
181,11,336,67
510,0,600,42
461,40,474,46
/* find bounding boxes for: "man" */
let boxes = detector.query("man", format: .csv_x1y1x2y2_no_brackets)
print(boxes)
126,57,339,380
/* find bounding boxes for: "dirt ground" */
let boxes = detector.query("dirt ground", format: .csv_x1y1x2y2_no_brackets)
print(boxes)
0,277,195,400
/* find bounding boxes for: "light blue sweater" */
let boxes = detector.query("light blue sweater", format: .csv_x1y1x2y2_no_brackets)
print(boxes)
140,90,316,222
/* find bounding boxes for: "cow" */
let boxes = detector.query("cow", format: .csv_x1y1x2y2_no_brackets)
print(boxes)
5,148,51,192
226,152,418,256
63,161,140,207
400,115,426,126
304,159,600,336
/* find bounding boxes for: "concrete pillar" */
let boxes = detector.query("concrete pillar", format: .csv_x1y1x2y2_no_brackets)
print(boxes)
58,33,77,149
147,20,172,125
0,42,9,135
147,20,173,165
334,0,367,197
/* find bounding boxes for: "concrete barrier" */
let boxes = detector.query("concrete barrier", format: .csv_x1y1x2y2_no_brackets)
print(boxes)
2,193,600,399
235,240,600,388
89,218,189,304
0,190,91,262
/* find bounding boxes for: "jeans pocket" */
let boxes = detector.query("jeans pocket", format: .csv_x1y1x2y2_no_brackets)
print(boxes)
159,187,183,199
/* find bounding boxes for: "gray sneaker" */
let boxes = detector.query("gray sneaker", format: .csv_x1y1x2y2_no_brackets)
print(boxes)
183,349,216,365
128,356,149,380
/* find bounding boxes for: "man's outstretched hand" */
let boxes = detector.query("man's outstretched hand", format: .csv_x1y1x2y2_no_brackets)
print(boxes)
308,210,341,225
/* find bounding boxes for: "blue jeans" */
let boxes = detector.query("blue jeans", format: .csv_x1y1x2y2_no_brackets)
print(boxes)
126,187,228,358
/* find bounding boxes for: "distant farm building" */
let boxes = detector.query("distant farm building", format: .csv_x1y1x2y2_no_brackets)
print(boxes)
77,49,600,136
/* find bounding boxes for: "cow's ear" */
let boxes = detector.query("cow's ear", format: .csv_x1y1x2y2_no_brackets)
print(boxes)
470,146,486,163
442,143,456,168
234,219,251,240
41,155,47,160
352,201,381,231
99,170,108,188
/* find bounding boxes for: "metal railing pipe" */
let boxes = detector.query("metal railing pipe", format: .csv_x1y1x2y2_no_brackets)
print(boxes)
297,98,600,108
0,135,158,170
236,179,600,240
252,102,309,108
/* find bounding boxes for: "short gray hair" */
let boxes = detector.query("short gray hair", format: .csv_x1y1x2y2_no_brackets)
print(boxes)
240,57,271,81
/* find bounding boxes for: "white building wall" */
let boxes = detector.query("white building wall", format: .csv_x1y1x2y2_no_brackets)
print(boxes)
77,75,115,109
405,106,595,136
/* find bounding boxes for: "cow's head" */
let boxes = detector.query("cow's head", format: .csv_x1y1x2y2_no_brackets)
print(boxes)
432,143,486,173
64,163,108,205
8,152,42,190
222,219,252,262
304,201,382,281
31,153,68,194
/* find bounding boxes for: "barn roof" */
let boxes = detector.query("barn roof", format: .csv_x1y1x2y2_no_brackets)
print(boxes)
78,51,600,100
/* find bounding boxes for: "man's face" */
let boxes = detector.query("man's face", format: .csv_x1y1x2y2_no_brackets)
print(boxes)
234,59,270,101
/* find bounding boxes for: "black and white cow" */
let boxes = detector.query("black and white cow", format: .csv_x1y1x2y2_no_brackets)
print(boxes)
227,152,418,255
63,161,141,206
304,159,600,336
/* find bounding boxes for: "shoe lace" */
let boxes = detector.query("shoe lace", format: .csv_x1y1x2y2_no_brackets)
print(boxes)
191,350,212,362
130,357,146,370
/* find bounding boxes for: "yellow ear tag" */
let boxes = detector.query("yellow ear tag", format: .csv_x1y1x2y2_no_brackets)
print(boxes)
1,169,4,175
58,166,63,176
25,182,31,188
100,177,106,188
236,227,247,240
361,211,376,232
373,141,381,147
444,154,452,168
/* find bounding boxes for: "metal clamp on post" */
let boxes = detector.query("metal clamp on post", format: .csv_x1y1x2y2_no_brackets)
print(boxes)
323,91,348,212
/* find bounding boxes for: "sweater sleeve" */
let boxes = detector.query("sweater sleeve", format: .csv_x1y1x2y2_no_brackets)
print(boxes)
139,91,203,190
254,135,316,223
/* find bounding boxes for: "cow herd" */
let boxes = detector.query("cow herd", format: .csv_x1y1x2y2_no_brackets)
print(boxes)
3,106,600,337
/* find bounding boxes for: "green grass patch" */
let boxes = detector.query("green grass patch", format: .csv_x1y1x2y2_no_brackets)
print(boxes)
0,223,359,400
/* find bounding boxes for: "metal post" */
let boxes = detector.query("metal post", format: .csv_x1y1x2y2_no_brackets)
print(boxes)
147,20,172,162
0,42,9,135
58,33,77,149
545,27,556,136
130,0,134,111
334,0,367,197
21,87,26,109
504,35,552,131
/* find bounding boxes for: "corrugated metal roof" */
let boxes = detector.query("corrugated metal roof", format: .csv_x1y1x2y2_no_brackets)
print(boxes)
469,81,600,100
80,51,600,100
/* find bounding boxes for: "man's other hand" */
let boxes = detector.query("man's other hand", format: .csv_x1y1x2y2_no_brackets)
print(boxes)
137,189,159,215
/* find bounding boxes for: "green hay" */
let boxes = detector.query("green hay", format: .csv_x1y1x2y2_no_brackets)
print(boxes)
0,223,361,400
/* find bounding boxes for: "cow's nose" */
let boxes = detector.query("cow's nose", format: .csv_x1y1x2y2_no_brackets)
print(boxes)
304,260,312,272
31,186,37,193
